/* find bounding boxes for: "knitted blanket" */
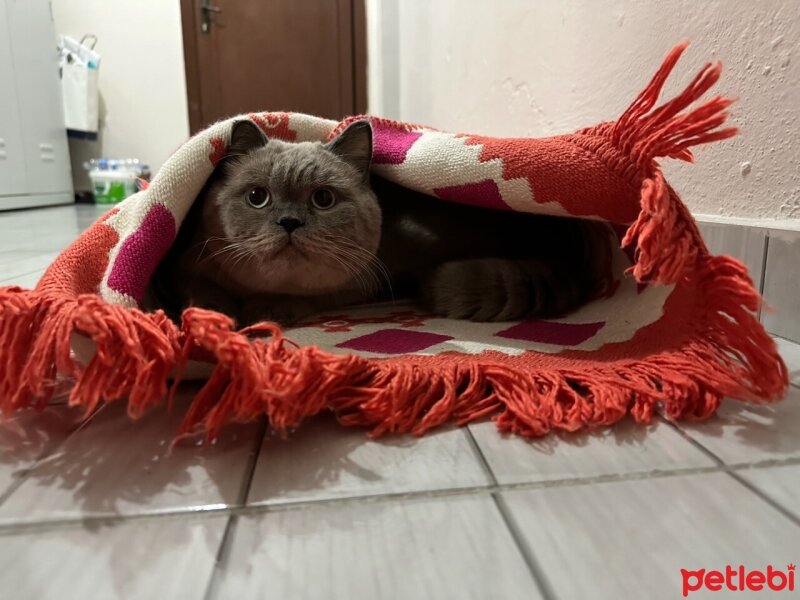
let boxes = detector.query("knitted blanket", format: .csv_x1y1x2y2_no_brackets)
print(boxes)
0,43,787,440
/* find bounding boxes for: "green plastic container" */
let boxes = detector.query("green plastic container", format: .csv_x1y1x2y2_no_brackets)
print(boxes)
90,170,137,204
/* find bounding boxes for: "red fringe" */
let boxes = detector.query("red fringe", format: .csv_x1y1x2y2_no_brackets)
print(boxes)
605,42,739,286
0,247,787,440
0,42,787,440
0,291,180,419
611,41,738,168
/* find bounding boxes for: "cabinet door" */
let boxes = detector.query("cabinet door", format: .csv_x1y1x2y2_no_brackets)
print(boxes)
0,0,27,196
5,0,72,195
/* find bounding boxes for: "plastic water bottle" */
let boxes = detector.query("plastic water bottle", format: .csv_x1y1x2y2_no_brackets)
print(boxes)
84,157,143,204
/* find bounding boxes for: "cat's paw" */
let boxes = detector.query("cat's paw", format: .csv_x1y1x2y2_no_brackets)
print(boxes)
420,258,583,322
420,259,529,321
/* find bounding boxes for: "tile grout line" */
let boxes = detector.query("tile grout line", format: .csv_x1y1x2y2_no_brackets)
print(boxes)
464,426,558,600
724,470,800,527
202,418,267,600
758,231,770,320
0,270,45,285
493,493,559,600
662,419,800,527
771,332,800,387
462,426,499,487
0,464,720,535
770,333,800,394
8,454,800,536
773,331,800,351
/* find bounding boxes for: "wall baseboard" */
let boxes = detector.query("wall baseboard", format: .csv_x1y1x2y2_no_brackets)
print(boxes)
696,219,800,345
0,192,73,212
693,213,800,233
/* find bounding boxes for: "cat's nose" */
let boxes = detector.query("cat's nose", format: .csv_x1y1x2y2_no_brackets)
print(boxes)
277,217,303,233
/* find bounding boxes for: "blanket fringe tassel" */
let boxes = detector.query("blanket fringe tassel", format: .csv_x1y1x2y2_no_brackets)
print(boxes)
0,250,786,440
603,41,739,285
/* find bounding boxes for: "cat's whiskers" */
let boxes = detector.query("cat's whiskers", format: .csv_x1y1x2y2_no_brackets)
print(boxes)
322,235,394,300
200,241,244,265
305,241,371,293
199,232,279,270
225,246,256,270
315,248,371,295
192,236,228,265
199,234,263,270
300,238,375,296
335,248,389,297
334,247,382,294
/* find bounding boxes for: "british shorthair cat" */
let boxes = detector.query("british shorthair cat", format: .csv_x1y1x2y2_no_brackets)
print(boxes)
148,120,608,326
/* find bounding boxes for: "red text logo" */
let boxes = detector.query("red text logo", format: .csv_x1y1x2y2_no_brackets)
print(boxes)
681,565,795,596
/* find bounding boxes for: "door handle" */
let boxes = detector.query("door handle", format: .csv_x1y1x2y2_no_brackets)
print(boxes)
201,0,222,33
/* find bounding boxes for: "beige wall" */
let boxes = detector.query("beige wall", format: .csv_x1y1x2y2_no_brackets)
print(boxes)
368,0,799,221
51,1,800,220
52,0,190,177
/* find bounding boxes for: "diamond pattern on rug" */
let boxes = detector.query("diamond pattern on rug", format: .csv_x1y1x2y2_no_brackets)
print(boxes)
336,328,453,354
495,320,605,346
433,179,511,211
372,124,423,165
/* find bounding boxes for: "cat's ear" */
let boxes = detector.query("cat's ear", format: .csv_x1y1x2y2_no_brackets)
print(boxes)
325,121,373,178
227,120,268,157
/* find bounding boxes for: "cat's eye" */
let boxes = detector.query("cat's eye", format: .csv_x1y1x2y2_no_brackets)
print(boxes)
246,187,270,208
310,188,336,210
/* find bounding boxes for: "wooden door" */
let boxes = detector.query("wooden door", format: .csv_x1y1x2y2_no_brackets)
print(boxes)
181,0,366,134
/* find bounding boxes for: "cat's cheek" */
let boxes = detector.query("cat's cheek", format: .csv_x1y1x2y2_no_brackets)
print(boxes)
357,214,383,254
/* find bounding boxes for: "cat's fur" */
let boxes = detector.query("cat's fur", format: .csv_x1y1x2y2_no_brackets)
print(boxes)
147,120,608,326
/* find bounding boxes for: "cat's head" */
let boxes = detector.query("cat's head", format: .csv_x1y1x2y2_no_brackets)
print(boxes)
202,119,381,295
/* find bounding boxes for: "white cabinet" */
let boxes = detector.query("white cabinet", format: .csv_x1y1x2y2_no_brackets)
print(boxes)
0,0,27,197
0,0,72,210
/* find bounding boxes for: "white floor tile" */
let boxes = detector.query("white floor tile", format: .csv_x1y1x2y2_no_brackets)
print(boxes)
0,205,107,256
214,495,540,600
0,406,86,499
502,472,800,600
470,417,715,485
0,252,57,283
774,336,800,387
0,514,227,600
0,205,107,282
0,396,259,524
677,387,800,465
738,464,800,519
0,268,45,288
247,415,489,505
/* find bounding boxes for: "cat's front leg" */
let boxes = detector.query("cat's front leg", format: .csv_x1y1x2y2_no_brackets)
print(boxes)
240,295,319,327
419,258,585,321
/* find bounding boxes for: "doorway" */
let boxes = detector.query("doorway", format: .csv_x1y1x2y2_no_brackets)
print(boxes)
180,0,367,134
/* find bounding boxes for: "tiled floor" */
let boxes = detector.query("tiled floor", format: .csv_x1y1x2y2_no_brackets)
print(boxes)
0,205,799,600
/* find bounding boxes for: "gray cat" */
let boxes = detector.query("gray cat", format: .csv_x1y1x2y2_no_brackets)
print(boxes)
148,120,607,326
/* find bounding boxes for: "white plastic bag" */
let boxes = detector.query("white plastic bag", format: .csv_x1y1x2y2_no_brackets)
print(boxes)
59,35,101,133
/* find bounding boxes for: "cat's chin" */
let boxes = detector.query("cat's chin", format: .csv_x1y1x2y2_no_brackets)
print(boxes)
212,238,355,295
266,247,303,265
244,256,353,296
